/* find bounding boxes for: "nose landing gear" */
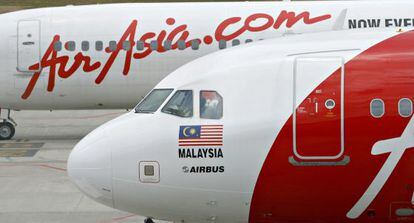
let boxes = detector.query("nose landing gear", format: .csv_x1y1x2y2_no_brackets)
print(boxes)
144,218,154,223
0,109,16,140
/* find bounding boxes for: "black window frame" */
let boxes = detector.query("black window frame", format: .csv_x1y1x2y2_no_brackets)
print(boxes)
161,90,194,118
134,88,174,114
200,90,223,120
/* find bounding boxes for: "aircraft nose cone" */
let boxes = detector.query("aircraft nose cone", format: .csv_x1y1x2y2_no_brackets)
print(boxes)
67,128,114,208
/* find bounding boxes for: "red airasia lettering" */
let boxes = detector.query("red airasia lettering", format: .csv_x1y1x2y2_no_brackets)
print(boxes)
22,36,101,99
96,20,138,84
22,11,331,100
215,17,246,41
22,19,196,99
215,11,332,41
245,13,274,32
274,10,332,29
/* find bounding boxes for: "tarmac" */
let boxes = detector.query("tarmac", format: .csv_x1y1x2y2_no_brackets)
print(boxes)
0,110,167,223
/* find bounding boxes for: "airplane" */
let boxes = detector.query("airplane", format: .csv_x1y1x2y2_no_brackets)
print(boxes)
0,0,414,140
67,27,414,222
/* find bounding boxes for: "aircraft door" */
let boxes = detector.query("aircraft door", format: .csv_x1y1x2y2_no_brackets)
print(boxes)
17,20,41,72
292,57,345,162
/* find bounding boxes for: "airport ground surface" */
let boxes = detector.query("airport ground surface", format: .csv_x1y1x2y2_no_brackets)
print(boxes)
0,110,168,223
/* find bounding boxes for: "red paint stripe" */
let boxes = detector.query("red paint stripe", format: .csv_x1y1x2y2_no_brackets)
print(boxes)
179,144,223,146
37,164,67,172
199,137,223,139
0,164,67,172
98,213,137,223
111,214,136,221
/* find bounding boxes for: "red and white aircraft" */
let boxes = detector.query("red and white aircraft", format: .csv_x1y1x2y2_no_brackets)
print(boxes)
0,1,413,139
68,27,414,222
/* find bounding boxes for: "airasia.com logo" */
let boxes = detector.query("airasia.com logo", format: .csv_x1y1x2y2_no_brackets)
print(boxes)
22,10,331,99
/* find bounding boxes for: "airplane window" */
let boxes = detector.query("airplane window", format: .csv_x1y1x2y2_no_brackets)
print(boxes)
162,90,193,118
399,98,413,117
53,41,62,52
245,39,253,43
370,99,385,118
66,41,76,51
150,40,158,50
123,41,132,51
109,41,117,52
191,40,200,50
232,39,240,46
178,40,186,50
164,40,172,50
81,41,89,51
137,41,144,51
200,91,223,119
219,40,227,49
95,41,103,51
144,165,155,176
135,89,173,113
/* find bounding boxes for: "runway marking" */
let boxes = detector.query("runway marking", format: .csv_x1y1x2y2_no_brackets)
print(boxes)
37,164,67,172
98,214,137,223
0,143,44,149
0,149,38,157
0,163,66,172
111,214,137,222
14,139,30,142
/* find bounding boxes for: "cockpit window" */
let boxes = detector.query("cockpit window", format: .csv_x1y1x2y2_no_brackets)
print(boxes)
135,89,173,113
162,90,193,117
200,91,223,119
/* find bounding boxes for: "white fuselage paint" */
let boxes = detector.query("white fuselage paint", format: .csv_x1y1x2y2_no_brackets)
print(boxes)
67,28,404,222
0,1,413,109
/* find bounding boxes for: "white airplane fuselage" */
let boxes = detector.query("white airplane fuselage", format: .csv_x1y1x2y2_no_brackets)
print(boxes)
67,27,414,222
1,1,414,110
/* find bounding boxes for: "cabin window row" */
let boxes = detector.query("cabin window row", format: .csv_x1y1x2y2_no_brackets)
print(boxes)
370,98,413,118
53,39,254,52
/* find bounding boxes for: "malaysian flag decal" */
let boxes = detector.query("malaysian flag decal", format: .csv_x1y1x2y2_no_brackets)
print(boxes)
179,125,223,147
